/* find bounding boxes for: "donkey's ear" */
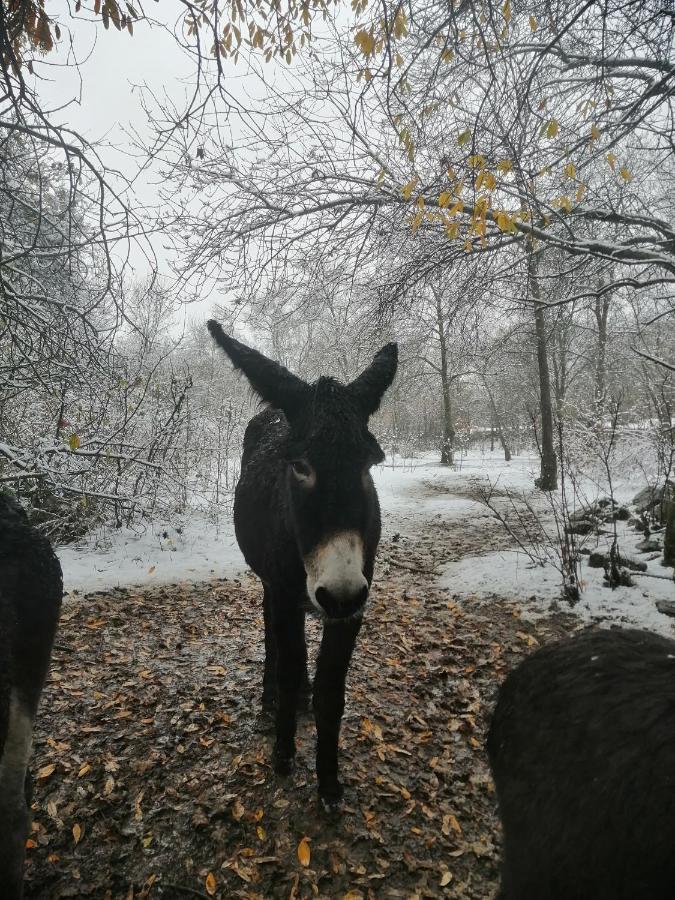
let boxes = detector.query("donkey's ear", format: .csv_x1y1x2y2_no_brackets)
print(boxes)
348,343,398,417
207,320,308,413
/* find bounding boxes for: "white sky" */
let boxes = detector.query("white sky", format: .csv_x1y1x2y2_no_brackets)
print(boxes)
33,3,239,330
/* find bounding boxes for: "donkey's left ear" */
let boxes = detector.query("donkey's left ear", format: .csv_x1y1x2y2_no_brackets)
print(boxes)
348,343,398,417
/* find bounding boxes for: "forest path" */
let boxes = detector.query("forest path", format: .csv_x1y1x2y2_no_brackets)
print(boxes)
27,462,578,900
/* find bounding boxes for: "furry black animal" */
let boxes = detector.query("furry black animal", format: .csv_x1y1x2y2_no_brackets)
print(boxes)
207,321,397,808
488,627,675,900
0,493,62,898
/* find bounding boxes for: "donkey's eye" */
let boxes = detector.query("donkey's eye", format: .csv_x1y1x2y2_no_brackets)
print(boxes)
290,459,315,484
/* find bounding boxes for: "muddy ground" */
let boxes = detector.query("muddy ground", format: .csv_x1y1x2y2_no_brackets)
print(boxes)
26,483,580,899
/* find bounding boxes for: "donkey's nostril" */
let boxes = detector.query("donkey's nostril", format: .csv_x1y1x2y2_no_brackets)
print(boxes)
315,586,337,617
314,583,368,618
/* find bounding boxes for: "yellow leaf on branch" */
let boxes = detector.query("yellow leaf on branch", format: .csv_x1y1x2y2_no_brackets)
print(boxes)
546,119,559,138
401,176,419,200
393,9,407,38
354,29,375,56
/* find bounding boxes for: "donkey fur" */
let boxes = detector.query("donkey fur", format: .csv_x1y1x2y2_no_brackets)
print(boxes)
0,493,62,898
207,322,397,807
488,627,675,900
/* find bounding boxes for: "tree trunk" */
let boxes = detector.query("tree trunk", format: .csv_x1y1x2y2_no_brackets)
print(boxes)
529,250,558,490
436,290,455,465
594,290,610,422
664,498,675,568
484,381,512,462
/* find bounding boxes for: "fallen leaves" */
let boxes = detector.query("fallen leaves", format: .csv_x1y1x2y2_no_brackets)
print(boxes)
36,763,57,781
297,836,311,867
25,543,572,898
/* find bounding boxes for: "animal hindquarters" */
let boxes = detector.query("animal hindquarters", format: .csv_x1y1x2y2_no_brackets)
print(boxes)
0,495,62,898
488,628,675,900
0,693,33,899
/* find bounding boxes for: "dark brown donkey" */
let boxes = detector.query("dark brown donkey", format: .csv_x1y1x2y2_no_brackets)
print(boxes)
207,321,397,809
0,493,62,897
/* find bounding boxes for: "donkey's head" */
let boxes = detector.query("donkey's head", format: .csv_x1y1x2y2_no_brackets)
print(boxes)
207,320,397,621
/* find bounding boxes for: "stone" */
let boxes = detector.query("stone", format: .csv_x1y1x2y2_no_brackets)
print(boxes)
656,599,675,618
633,484,663,512
636,539,662,553
565,520,595,536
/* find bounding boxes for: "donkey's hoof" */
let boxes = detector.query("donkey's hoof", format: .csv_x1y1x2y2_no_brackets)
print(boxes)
273,751,295,776
318,779,344,814
297,690,312,717
254,708,275,733
261,691,277,712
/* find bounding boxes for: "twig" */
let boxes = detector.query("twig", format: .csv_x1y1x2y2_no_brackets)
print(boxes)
386,558,440,576
630,571,674,581
162,884,211,899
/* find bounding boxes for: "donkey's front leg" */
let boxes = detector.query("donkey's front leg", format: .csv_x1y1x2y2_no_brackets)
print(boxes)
272,605,305,775
313,618,362,810
261,585,277,712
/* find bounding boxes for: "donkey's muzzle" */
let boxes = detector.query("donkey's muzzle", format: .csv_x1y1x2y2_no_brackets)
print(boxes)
315,584,368,619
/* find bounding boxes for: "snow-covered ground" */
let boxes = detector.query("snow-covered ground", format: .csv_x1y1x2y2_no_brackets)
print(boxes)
57,449,674,635
58,516,245,594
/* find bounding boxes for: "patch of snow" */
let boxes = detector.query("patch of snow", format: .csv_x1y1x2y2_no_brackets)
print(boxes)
438,521,675,637
57,514,245,595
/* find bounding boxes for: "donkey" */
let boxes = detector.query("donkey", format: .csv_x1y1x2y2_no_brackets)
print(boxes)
488,627,675,900
0,492,62,898
207,320,397,808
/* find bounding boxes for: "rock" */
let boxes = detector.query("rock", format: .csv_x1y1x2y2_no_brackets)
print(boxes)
633,484,663,513
588,551,647,572
588,551,605,568
656,599,675,618
636,539,662,553
566,520,595,536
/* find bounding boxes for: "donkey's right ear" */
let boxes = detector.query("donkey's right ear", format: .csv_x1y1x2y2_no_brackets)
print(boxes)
348,342,398,417
207,320,309,414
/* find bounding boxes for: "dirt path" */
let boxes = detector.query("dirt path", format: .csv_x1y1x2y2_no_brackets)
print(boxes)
26,479,578,899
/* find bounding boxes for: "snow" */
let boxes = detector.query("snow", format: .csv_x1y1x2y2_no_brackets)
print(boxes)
440,547,675,637
57,448,674,637
58,515,245,594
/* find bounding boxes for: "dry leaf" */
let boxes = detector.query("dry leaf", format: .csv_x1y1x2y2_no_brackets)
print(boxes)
205,872,217,895
72,823,82,845
36,763,56,780
297,836,311,867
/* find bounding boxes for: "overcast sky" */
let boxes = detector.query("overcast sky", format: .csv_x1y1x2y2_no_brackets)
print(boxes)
34,4,235,331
